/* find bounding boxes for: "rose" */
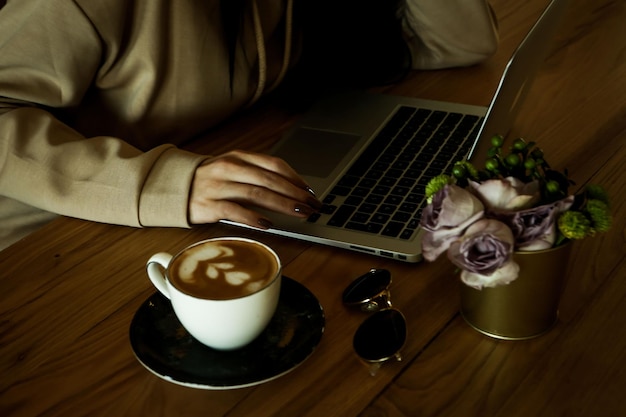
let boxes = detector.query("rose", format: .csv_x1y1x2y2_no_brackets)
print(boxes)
489,195,575,251
469,177,540,211
418,138,612,292
447,219,520,289
420,184,485,262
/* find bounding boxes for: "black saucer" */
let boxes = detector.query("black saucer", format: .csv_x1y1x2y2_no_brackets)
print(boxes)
129,276,325,390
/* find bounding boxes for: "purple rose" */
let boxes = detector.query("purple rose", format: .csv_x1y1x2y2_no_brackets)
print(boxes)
489,195,575,251
420,184,484,262
447,219,520,289
469,177,540,211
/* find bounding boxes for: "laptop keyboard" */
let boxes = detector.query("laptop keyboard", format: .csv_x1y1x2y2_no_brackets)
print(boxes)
307,105,483,240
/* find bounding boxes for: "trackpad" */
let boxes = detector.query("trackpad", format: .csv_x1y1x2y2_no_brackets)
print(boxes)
272,127,361,178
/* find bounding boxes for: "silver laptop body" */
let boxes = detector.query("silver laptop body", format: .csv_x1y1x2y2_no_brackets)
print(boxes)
224,0,568,262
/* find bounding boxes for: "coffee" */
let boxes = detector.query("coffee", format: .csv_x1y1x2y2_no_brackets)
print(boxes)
169,239,280,300
148,237,283,349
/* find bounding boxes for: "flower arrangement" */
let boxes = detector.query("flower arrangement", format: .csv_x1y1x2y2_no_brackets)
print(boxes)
419,135,612,290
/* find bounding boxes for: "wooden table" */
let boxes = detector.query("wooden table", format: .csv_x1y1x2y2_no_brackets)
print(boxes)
2,0,625,415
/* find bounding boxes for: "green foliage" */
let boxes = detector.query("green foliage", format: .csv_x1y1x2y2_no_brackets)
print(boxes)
425,174,454,203
434,135,612,246
558,211,591,240
584,199,612,233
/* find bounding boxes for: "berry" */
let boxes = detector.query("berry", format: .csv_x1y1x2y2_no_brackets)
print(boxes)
505,153,521,167
485,158,499,171
452,164,467,179
546,180,560,193
524,159,536,170
491,134,504,147
512,138,527,151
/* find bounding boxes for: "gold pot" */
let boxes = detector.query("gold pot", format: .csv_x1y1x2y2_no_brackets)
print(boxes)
460,243,573,340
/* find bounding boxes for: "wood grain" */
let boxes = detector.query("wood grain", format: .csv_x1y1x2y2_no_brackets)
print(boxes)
1,0,624,416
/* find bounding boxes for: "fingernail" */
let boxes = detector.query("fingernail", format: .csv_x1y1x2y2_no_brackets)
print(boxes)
307,197,323,210
305,186,316,196
258,218,273,229
294,205,314,216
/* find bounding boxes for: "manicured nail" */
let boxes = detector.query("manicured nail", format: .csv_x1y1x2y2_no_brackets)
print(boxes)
258,218,273,229
307,197,323,210
305,186,316,196
294,205,313,216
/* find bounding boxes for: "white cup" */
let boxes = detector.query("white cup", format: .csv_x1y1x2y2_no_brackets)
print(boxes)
146,237,282,350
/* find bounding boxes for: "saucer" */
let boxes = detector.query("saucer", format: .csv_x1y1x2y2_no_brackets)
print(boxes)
129,276,325,390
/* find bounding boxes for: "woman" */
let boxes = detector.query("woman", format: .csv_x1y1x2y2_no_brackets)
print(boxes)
0,0,498,249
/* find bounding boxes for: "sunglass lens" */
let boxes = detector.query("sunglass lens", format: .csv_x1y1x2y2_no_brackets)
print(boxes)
353,308,406,364
342,269,392,310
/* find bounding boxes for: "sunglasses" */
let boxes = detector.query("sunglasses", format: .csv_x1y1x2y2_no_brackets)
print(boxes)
342,269,407,375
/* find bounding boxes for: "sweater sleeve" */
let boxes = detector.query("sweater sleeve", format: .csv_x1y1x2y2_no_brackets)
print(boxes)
0,0,206,228
400,0,499,69
0,108,206,227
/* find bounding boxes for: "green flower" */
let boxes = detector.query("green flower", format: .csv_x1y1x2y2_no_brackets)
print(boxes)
585,184,610,205
558,211,591,240
462,161,480,179
425,174,453,203
422,137,612,256
586,199,612,233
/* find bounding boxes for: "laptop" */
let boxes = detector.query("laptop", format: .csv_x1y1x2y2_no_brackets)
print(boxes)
224,0,568,262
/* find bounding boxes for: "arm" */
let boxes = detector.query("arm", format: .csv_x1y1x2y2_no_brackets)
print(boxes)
0,0,204,228
0,0,320,231
0,107,204,228
400,0,499,69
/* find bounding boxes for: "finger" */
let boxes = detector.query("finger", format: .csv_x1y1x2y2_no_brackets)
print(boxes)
206,181,319,218
189,198,274,229
224,150,310,189
217,150,322,205
199,154,322,209
189,172,318,228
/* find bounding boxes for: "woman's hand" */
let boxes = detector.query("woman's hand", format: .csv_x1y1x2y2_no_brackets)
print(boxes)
188,150,322,229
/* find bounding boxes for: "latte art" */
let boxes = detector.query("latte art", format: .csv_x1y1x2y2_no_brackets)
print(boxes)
169,239,279,300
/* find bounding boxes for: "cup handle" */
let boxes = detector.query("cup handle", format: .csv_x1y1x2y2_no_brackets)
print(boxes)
146,252,174,299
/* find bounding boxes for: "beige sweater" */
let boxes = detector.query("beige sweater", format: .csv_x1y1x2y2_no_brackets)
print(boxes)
0,0,498,249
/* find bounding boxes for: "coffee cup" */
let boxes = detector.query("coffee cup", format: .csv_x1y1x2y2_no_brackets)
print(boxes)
146,237,282,350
